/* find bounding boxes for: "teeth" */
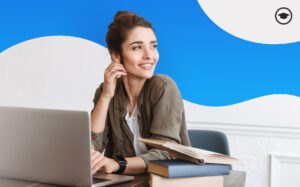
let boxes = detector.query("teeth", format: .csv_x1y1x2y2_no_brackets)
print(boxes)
140,64,152,67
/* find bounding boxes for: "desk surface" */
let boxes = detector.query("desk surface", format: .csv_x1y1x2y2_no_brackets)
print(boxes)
0,170,245,187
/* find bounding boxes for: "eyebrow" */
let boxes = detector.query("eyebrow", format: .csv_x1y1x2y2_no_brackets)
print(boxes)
129,41,157,45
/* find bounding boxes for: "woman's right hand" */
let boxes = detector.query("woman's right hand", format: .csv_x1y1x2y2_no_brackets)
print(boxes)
91,149,120,174
101,59,127,99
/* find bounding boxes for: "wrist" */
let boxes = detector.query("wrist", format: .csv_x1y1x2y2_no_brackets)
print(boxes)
113,156,127,174
100,94,112,102
111,158,120,172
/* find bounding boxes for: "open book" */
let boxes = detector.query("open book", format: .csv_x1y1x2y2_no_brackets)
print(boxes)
138,138,242,165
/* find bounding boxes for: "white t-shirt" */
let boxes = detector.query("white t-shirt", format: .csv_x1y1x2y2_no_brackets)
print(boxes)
125,105,148,156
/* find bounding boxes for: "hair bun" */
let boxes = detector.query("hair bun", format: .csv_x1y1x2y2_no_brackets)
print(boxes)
106,11,154,55
114,11,138,21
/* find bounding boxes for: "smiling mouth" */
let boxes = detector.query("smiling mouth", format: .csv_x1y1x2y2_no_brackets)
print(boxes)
139,63,154,69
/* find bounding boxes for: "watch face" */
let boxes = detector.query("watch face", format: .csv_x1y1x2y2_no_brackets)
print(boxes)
119,160,127,166
116,156,127,166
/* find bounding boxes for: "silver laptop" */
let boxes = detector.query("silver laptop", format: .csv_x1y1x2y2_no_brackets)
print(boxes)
0,106,134,186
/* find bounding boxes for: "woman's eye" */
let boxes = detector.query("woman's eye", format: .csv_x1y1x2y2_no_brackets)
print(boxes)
151,44,158,49
133,46,142,50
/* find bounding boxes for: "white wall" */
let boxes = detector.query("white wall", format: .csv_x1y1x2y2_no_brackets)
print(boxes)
1,36,299,187
184,97,300,187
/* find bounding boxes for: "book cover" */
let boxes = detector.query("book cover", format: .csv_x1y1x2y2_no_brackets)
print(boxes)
149,173,223,187
149,160,230,178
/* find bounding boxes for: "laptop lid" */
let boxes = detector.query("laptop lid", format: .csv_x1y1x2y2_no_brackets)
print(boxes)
0,106,92,186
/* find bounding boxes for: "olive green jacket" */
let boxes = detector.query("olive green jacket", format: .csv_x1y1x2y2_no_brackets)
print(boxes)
91,74,190,168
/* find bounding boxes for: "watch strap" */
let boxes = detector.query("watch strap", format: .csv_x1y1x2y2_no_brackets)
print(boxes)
113,156,127,174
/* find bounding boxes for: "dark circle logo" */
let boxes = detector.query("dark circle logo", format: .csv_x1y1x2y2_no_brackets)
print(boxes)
275,7,292,25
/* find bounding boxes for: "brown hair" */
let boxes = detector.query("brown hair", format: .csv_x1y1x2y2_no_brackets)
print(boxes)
106,11,155,57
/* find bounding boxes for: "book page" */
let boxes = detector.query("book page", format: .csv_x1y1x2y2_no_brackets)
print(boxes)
138,138,242,165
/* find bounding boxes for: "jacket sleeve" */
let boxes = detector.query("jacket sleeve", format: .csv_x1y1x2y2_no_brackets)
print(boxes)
91,83,108,152
139,76,190,168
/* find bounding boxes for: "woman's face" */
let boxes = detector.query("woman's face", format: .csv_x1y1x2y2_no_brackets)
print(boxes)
120,26,159,80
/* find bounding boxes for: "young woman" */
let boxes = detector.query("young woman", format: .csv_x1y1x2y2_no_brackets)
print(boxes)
91,11,190,175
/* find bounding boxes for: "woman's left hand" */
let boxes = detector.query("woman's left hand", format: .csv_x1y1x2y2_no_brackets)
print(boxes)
91,149,120,174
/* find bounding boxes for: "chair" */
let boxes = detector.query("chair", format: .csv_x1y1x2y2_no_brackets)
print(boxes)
188,130,230,156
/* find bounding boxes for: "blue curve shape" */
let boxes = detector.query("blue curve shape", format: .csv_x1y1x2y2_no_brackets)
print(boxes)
0,0,299,106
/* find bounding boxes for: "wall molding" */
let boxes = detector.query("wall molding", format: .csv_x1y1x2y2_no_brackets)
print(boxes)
187,121,300,139
270,153,300,187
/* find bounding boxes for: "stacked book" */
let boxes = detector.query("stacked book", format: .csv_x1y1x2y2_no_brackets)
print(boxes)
138,138,242,187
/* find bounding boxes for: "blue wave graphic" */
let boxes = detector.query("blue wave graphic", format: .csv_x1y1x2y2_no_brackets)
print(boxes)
0,0,299,106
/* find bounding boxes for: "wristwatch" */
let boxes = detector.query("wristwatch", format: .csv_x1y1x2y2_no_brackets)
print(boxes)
113,156,127,174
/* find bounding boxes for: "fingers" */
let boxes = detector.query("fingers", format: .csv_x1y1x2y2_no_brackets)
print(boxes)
92,157,115,174
105,64,127,81
91,151,104,174
91,154,115,174
101,58,126,99
106,63,126,74
92,163,101,175
91,150,101,164
106,65,127,75
110,71,127,79
92,156,106,175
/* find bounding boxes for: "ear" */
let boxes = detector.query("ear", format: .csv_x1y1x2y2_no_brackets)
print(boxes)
110,51,121,63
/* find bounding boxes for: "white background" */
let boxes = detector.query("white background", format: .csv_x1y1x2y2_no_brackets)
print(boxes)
198,0,300,44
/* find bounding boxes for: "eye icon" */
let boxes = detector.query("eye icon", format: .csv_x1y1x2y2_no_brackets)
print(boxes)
275,7,292,25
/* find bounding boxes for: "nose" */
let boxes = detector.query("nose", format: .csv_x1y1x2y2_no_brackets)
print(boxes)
143,47,152,60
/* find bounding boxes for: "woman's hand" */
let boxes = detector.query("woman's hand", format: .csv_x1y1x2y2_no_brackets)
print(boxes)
91,57,126,133
102,58,127,100
91,149,120,174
